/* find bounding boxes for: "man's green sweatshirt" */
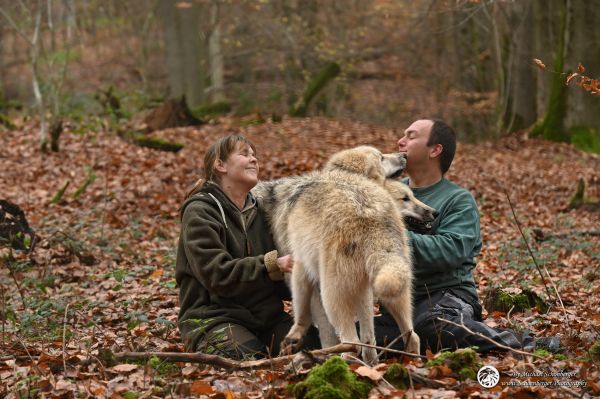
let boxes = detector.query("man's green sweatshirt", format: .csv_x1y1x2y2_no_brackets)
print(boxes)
175,182,290,351
403,178,482,302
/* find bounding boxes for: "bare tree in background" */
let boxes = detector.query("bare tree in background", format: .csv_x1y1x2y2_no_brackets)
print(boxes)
158,0,207,108
0,0,77,151
209,0,225,102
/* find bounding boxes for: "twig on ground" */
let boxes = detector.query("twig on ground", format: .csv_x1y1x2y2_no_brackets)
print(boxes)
339,344,442,389
436,317,581,398
506,305,515,326
500,183,569,325
499,183,552,300
62,303,71,373
1,284,5,347
341,340,427,360
111,343,356,370
532,228,600,241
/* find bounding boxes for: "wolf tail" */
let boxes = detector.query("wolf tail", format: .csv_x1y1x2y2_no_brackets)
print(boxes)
369,252,412,299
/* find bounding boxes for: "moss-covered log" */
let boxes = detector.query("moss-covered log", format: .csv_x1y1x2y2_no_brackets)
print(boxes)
289,62,341,117
132,133,184,152
192,101,231,118
484,287,549,313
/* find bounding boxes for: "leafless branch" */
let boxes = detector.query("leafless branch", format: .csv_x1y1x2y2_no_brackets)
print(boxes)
112,343,357,370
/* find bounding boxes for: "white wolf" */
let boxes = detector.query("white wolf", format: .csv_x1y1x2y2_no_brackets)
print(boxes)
253,146,435,363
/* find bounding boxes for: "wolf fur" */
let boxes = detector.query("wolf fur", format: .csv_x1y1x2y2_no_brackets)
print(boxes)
253,146,431,363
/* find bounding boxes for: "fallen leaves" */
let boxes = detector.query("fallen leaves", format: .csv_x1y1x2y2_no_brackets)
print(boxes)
0,116,599,397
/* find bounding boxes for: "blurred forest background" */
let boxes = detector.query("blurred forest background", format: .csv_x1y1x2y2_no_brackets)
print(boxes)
1,0,599,149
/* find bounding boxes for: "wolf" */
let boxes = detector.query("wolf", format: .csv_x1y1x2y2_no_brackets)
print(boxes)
253,146,434,363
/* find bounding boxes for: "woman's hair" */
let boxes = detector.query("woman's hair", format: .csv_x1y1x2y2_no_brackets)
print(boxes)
184,134,256,200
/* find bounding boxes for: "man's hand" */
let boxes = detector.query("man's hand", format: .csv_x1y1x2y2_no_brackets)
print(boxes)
276,255,294,273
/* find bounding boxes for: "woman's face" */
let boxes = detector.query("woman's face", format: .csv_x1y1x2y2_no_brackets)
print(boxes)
217,143,259,189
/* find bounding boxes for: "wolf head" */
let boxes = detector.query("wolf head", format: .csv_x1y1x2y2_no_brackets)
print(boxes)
384,180,437,229
324,146,406,184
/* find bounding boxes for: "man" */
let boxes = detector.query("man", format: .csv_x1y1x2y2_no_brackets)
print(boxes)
375,118,527,354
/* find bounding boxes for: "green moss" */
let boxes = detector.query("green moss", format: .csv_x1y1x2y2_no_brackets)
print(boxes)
132,133,184,152
426,348,482,381
485,287,549,314
534,348,551,357
149,356,179,376
458,367,477,381
192,101,232,118
383,363,409,390
590,340,600,363
554,354,567,361
122,391,140,399
570,126,600,154
495,290,531,312
288,356,373,399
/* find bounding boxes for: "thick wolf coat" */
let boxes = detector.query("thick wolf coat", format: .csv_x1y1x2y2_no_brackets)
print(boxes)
253,146,429,362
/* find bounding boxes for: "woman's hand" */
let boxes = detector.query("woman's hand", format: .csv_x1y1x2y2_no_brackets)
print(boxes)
276,255,294,273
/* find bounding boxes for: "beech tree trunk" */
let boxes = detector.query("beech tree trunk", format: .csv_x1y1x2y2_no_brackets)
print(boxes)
158,0,206,108
501,0,537,133
209,0,225,102
564,0,600,136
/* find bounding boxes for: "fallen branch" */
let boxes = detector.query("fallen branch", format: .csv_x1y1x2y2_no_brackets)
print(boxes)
341,341,443,389
532,228,600,242
436,318,582,398
340,340,426,360
111,343,356,370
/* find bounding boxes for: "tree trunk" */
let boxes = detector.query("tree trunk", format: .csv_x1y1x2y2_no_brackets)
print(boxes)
531,0,570,142
564,0,600,147
158,0,206,108
0,27,4,98
209,0,225,102
452,5,494,92
501,0,537,133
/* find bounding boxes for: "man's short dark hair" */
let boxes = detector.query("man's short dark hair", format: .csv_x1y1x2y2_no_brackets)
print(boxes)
424,118,456,174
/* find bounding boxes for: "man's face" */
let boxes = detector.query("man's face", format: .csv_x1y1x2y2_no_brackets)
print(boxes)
397,119,435,172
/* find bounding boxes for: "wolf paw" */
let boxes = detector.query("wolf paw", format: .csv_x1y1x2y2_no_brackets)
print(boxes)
361,347,378,365
280,336,304,356
405,331,421,355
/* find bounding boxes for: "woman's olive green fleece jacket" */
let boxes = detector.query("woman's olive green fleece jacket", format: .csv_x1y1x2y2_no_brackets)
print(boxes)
175,182,290,351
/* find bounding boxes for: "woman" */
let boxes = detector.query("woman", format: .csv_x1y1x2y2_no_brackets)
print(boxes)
175,134,300,359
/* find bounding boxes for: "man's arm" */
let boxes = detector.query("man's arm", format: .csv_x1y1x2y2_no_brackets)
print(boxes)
408,191,481,274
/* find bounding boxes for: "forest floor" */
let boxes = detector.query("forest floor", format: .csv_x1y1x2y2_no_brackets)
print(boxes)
1,116,599,398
